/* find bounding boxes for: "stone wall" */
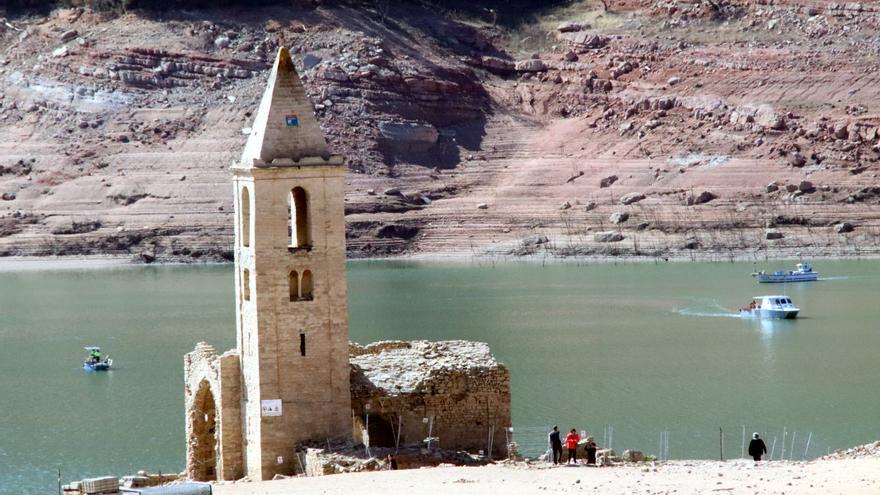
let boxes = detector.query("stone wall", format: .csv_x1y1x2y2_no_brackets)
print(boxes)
183,342,243,481
349,340,511,458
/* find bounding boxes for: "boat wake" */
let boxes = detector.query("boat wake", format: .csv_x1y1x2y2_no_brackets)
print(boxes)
675,303,740,319
818,276,849,281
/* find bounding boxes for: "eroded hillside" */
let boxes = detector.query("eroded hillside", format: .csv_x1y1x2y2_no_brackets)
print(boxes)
2,1,880,261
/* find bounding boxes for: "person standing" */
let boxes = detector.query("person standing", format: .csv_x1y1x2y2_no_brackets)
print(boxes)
565,428,580,464
748,432,767,461
548,426,563,465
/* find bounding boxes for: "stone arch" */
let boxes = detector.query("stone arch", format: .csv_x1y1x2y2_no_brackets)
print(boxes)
184,343,243,481
300,270,313,300
190,380,218,481
289,187,310,248
289,270,299,301
240,186,251,248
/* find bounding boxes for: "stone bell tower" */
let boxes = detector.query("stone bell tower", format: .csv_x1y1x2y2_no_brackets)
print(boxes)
232,46,351,480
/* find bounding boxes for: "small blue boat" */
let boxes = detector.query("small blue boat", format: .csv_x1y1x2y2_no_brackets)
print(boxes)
752,263,818,283
82,346,113,371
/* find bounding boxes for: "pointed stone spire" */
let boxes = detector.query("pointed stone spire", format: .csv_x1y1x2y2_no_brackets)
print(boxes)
238,46,330,167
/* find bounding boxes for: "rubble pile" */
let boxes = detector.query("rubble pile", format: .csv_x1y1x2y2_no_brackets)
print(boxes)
822,440,880,460
300,444,488,476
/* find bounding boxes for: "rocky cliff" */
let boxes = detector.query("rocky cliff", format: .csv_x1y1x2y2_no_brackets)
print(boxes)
2,1,880,261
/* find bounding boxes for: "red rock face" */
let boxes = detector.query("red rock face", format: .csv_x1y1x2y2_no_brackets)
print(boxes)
2,2,880,260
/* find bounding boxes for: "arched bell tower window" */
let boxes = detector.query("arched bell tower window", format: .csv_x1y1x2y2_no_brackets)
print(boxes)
289,270,299,302
301,270,314,300
240,186,251,248
289,187,310,249
243,268,251,302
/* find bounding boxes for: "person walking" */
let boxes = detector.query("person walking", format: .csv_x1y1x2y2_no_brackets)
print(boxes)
748,432,767,461
548,426,563,465
565,428,580,464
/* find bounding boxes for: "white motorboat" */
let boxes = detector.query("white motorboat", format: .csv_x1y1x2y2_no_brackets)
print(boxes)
752,263,818,283
740,296,800,319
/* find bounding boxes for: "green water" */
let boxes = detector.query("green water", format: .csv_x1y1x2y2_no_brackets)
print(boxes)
1,260,879,493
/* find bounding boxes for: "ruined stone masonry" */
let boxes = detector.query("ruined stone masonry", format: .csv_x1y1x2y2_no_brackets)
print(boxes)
350,340,511,458
183,44,510,483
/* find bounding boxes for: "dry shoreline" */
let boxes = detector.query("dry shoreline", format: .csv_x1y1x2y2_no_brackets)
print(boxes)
212,458,880,495
1,251,880,272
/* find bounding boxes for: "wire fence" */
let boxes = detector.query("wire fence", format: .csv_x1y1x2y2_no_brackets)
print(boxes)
511,424,833,461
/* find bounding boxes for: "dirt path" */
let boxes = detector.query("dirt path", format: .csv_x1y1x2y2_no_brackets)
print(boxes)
213,458,880,495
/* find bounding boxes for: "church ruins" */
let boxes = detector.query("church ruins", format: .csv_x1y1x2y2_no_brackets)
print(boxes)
183,45,510,482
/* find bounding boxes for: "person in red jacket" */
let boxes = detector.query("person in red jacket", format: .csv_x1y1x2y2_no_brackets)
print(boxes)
565,428,580,464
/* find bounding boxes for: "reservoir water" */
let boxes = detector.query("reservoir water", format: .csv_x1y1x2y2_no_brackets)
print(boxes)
1,260,879,493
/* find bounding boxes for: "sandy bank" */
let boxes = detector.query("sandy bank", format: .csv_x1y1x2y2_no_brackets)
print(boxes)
213,458,880,495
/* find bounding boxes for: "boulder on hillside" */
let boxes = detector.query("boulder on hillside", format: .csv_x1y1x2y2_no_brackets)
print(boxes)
620,192,645,205
594,231,624,243
655,96,677,111
514,59,547,72
790,152,806,167
832,121,849,140
480,56,515,74
609,212,629,224
754,104,785,130
379,122,439,152
557,32,609,50
60,29,78,42
600,175,618,188
730,104,785,130
686,191,717,206
835,222,854,233
766,182,779,193
557,21,588,33
798,180,815,193
214,36,231,49
592,79,613,92
522,235,549,247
